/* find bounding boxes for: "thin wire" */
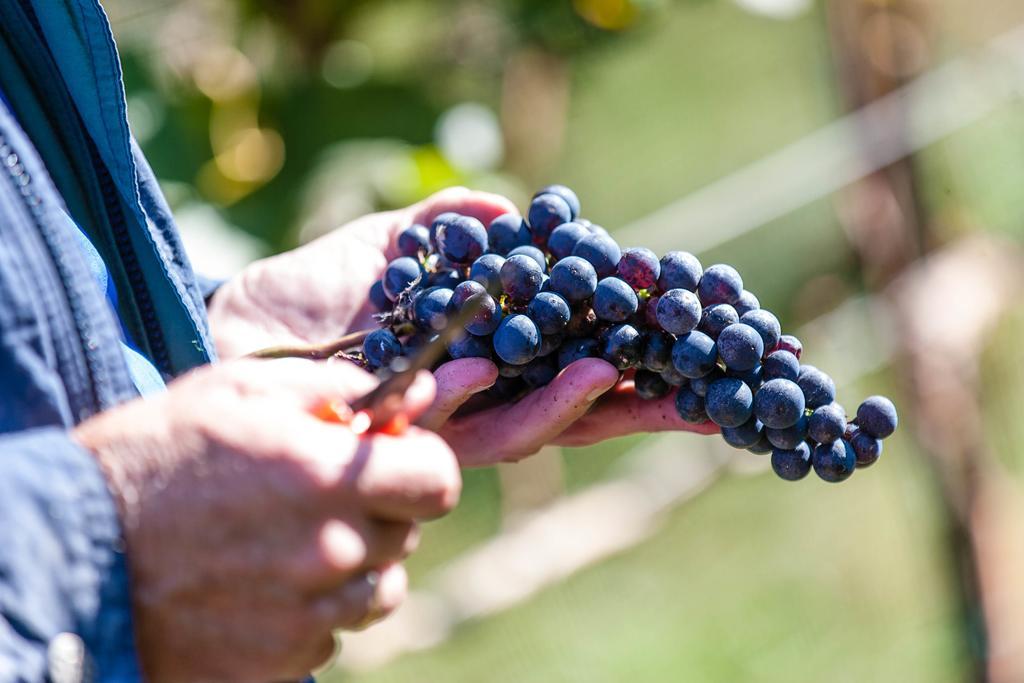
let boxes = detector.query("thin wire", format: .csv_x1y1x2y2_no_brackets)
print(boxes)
614,23,1024,256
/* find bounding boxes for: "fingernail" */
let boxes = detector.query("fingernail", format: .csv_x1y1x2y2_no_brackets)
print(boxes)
586,381,617,403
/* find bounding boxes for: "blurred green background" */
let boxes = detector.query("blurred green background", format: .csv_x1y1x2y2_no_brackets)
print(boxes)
106,0,1024,681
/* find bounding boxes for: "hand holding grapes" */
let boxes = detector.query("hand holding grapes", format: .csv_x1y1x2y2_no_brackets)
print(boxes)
210,185,896,475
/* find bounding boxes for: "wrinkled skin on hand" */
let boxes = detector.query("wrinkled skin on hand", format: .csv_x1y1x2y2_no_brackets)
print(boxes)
74,360,457,683
208,188,717,467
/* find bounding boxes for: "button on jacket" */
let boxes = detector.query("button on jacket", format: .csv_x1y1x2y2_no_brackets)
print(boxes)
0,1,220,680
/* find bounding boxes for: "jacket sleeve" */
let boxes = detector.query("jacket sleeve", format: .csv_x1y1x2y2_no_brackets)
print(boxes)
0,428,141,683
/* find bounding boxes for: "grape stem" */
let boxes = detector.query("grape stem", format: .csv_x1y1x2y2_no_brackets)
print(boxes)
248,328,379,361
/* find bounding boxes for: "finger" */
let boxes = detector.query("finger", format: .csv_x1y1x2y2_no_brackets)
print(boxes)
439,358,620,467
344,427,462,520
228,358,379,411
409,186,519,231
418,358,499,431
288,519,418,595
310,563,408,631
553,383,720,448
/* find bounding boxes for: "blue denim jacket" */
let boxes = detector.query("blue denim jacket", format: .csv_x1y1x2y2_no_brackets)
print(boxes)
0,1,217,680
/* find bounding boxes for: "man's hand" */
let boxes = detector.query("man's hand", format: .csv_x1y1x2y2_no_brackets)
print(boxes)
207,188,717,468
73,359,458,683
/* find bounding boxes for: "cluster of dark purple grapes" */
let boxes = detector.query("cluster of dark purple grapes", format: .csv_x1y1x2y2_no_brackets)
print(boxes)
366,185,898,483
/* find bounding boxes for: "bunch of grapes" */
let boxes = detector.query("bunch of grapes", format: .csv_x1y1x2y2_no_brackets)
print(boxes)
366,185,899,483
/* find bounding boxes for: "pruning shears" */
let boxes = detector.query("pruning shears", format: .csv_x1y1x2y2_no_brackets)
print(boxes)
314,296,485,435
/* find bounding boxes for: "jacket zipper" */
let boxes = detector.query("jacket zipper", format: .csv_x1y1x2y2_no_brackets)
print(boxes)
87,139,172,374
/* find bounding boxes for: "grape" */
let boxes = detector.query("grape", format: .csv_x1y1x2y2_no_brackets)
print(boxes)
538,334,564,358
771,442,812,481
429,268,463,289
721,417,764,449
812,440,856,483
808,403,846,444
488,214,531,255
697,264,743,306
600,323,642,370
558,337,598,369
735,290,760,317
775,334,803,359
363,328,402,368
493,314,541,365
528,193,573,245
634,370,671,400
765,415,808,450
675,387,708,424
430,212,459,250
705,377,754,428
593,277,639,323
658,251,702,292
549,256,598,303
572,233,622,278
717,323,764,372
850,430,883,468
548,222,590,260
397,224,431,257
449,281,502,336
535,184,581,219
522,356,558,388
437,215,488,265
739,309,781,354
762,350,800,382
753,378,805,429
470,254,506,296
671,331,718,379
641,329,675,373
369,280,391,311
413,286,454,331
698,304,738,340
527,292,572,335
746,433,773,455
656,289,701,335
508,245,548,272
642,295,661,327
727,363,763,390
500,254,545,302
856,396,898,439
689,367,723,398
447,333,493,360
660,364,688,387
382,256,423,300
617,247,661,290
797,365,836,410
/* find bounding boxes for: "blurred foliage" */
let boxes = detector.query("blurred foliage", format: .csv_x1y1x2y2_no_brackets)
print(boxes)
116,0,682,251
